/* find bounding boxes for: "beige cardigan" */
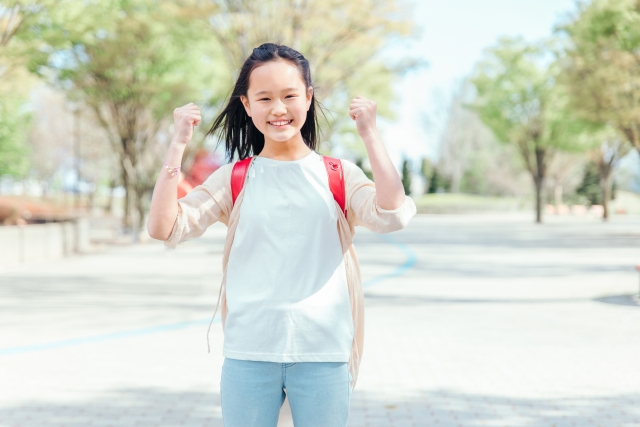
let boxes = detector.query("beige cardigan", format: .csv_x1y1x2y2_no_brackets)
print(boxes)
165,157,416,390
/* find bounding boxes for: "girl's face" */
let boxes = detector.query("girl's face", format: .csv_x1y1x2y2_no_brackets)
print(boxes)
240,60,313,145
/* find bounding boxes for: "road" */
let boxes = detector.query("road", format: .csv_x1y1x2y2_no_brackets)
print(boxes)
1,214,640,426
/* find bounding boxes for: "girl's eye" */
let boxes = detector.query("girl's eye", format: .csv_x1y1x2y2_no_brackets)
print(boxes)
259,98,270,101
286,95,297,99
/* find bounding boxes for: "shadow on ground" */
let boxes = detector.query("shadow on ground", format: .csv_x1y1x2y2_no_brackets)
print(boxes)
593,294,640,307
351,389,640,426
1,387,639,427
0,388,224,427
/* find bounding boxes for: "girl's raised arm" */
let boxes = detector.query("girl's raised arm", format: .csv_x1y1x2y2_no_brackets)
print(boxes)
147,103,201,240
349,96,405,210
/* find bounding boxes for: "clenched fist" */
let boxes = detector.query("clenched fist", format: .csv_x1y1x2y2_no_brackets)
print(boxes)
349,96,377,138
172,103,201,145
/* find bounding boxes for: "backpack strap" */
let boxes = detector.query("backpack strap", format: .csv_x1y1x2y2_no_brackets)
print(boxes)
323,156,347,219
231,157,253,205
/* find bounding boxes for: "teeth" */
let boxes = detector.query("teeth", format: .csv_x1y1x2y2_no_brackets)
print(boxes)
270,120,291,126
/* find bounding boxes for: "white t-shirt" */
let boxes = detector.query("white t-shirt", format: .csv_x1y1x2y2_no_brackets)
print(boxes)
223,150,354,362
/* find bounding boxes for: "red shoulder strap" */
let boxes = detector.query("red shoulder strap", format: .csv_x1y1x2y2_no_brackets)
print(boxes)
323,156,347,219
231,157,253,205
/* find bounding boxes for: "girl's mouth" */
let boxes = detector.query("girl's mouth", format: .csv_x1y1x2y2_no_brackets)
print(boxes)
268,120,293,128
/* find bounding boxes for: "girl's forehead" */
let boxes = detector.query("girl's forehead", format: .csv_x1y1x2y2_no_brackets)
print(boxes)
248,60,306,92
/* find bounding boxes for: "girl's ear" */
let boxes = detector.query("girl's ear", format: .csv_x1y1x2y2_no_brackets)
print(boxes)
240,95,252,117
306,87,313,111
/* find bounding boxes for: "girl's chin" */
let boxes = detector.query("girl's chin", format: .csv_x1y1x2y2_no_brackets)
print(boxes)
265,130,299,142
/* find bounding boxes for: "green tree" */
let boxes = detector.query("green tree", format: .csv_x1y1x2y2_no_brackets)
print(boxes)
0,93,30,176
576,161,601,206
17,0,228,232
582,129,629,219
560,0,640,150
0,1,46,177
471,37,588,223
428,169,446,194
558,0,639,220
420,157,432,195
0,1,49,78
401,159,411,196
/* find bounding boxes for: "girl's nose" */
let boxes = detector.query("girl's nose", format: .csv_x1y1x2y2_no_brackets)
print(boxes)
271,99,287,115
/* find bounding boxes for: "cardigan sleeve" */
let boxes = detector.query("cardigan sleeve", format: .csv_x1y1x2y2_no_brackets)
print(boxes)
164,163,234,248
343,159,417,234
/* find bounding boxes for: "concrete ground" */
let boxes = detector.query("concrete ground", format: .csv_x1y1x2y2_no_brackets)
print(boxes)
1,214,640,427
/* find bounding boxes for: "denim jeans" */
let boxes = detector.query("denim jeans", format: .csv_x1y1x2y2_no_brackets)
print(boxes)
220,357,352,427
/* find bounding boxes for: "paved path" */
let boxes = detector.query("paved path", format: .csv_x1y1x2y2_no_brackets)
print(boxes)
1,214,640,426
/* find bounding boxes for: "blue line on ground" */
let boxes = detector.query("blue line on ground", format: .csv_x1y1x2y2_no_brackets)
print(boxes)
0,233,417,356
362,234,417,289
0,319,211,356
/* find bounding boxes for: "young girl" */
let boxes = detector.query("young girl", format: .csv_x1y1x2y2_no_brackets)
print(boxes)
147,43,416,427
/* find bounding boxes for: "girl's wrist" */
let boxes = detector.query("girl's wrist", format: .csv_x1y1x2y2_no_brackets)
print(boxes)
165,143,186,169
359,129,381,145
168,141,187,154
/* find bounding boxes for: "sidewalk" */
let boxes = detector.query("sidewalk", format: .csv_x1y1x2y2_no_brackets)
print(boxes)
1,215,640,426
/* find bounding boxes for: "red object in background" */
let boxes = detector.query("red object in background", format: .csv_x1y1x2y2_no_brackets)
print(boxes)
177,149,222,198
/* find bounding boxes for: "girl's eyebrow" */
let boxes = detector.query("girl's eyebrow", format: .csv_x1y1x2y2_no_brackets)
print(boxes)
254,88,299,96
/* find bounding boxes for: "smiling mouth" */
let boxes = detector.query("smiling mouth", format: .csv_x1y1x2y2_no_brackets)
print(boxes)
268,120,293,127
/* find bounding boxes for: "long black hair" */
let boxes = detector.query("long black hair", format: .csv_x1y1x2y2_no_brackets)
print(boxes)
207,43,323,161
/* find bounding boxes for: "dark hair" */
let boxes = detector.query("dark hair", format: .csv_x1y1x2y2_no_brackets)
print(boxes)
207,43,322,161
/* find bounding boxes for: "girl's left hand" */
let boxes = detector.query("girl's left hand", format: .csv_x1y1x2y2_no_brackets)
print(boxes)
349,96,378,138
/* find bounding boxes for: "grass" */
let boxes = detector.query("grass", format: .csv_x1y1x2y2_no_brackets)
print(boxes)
413,193,531,214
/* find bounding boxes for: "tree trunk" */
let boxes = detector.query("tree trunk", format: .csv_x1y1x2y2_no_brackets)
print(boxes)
554,183,562,207
134,187,147,242
106,178,116,214
450,164,461,193
600,174,612,221
597,154,615,222
88,185,96,212
121,167,132,232
534,178,543,223
533,147,546,224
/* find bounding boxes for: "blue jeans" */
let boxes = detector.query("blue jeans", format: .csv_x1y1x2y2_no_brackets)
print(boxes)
220,357,352,427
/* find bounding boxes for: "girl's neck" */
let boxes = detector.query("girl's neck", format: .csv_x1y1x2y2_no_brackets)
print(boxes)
258,133,312,161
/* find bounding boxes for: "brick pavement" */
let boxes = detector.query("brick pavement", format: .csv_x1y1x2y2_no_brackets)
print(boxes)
1,214,640,426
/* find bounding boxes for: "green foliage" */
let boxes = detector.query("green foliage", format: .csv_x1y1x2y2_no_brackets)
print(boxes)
420,157,432,194
471,37,588,157
14,0,231,228
470,36,590,222
418,157,449,194
576,162,601,205
19,0,228,123
559,0,640,150
413,193,529,214
611,179,617,200
0,94,30,177
401,159,411,195
428,169,448,194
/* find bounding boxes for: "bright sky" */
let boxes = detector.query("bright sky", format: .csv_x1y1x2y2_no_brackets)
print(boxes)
380,0,577,168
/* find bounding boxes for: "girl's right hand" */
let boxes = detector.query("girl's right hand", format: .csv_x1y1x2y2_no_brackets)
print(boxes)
172,103,201,145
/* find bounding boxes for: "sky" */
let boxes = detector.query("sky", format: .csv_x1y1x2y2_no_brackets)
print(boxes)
380,0,578,168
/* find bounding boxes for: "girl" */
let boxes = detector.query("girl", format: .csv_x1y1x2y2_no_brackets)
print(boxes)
147,43,416,427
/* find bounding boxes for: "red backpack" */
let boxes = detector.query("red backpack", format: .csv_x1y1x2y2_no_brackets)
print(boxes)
230,155,347,219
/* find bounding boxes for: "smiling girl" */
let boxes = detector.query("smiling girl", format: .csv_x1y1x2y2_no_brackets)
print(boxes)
147,43,416,427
